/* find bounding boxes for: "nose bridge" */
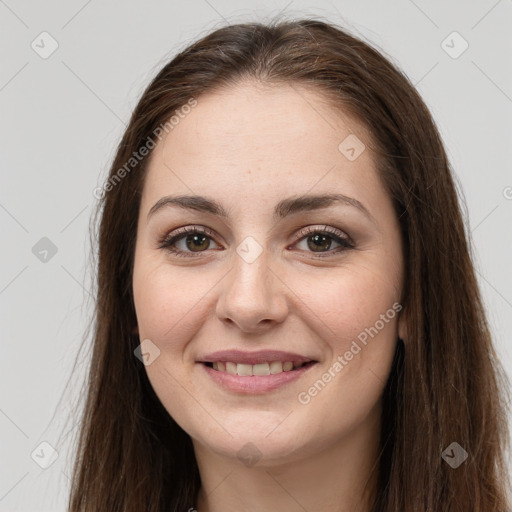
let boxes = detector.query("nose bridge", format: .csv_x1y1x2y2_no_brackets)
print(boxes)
216,237,287,330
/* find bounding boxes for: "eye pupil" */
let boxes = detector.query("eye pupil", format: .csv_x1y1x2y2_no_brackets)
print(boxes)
308,234,331,252
186,234,209,251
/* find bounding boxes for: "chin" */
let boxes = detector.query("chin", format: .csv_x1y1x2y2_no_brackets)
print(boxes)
191,419,322,468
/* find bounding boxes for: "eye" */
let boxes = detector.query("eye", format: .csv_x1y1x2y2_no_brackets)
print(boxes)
158,225,354,258
291,225,354,258
158,226,220,258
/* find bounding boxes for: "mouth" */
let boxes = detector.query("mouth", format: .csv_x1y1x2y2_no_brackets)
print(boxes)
199,355,318,394
202,360,317,376
196,349,319,380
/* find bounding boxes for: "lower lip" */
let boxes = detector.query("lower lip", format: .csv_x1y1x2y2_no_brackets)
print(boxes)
199,362,317,394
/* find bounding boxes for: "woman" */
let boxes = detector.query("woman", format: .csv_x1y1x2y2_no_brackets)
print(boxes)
67,17,511,511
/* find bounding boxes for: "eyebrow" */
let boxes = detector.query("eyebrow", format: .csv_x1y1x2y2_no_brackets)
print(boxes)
147,193,375,223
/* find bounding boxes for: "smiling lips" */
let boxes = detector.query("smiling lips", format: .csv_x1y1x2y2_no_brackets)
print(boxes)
198,350,318,377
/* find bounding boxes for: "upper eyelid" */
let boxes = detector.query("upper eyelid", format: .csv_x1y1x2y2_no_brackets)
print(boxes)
290,225,351,242
162,224,348,240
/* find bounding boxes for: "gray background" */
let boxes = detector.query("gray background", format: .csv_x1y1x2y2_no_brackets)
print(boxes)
1,1,511,510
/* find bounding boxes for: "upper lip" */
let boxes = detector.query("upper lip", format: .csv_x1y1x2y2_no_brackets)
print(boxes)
197,350,317,365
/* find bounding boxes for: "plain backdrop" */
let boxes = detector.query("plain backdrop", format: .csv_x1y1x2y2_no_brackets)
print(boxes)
1,1,511,510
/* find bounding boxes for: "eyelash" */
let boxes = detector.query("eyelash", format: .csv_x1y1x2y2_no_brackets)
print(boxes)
157,225,354,259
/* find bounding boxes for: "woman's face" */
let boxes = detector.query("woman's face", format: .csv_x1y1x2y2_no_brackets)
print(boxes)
132,81,405,466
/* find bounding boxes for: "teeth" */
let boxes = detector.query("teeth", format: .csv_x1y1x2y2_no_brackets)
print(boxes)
253,363,270,376
270,361,283,374
210,361,308,376
237,364,253,376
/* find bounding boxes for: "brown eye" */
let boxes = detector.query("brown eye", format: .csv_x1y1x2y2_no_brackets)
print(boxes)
293,226,354,257
184,233,210,252
158,226,220,257
306,233,335,252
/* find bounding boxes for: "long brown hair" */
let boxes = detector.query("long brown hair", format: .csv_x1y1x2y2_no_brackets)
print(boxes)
65,16,511,511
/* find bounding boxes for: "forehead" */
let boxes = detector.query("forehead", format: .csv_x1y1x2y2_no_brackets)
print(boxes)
142,81,382,212
162,81,371,157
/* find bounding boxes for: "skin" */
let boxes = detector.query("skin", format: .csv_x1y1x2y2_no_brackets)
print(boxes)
132,80,406,512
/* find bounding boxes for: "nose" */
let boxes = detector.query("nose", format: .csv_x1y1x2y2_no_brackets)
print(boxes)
215,247,289,333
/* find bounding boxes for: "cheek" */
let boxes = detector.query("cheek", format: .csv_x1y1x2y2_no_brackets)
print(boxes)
295,271,399,438
133,258,210,343
132,260,208,425
295,262,400,420
315,266,400,393
299,260,400,347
